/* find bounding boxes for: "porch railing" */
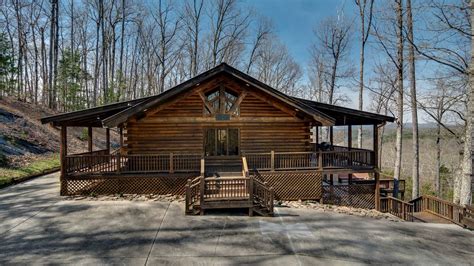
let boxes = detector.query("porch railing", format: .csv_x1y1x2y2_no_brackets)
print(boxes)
409,195,465,225
245,148,374,171
65,146,374,175
65,152,202,175
380,196,414,221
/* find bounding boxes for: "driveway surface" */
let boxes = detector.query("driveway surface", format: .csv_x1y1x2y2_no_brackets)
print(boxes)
1,173,473,265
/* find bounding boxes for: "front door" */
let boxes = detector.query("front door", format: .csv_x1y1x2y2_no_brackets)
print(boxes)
204,128,239,156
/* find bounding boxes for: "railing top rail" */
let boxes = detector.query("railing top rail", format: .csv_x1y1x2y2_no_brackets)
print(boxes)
66,153,203,157
66,149,109,157
253,177,267,187
422,194,463,207
204,177,249,181
319,150,373,154
191,176,201,183
274,151,315,155
381,196,414,206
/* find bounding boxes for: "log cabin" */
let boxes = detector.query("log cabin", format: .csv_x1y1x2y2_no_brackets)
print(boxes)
41,63,394,216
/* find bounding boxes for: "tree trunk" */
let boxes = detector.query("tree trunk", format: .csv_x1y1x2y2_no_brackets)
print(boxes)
393,0,404,198
459,0,474,205
53,0,59,109
407,0,420,199
435,120,441,196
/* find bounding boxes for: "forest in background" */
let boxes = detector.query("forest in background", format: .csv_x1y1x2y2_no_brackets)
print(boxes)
0,0,472,204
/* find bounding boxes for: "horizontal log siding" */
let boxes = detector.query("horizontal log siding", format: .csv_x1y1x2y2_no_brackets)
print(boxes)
125,93,204,154
124,77,311,155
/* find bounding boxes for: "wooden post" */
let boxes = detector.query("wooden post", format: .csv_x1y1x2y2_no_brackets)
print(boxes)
60,126,67,196
270,150,275,172
169,153,174,173
374,124,380,210
185,179,191,215
348,125,352,149
200,158,205,176
348,125,353,178
119,127,123,148
106,128,110,152
269,186,274,215
315,126,319,151
200,175,205,215
249,174,254,216
87,127,93,152
329,126,334,145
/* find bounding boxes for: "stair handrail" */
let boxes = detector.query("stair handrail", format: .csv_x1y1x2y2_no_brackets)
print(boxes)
200,158,205,176
242,156,249,177
185,176,202,215
409,195,465,225
251,169,274,216
380,196,414,221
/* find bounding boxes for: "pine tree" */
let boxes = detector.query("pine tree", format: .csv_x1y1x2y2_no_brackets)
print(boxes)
58,49,88,111
0,33,17,95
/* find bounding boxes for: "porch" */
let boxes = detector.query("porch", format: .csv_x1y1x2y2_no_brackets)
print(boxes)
63,145,376,177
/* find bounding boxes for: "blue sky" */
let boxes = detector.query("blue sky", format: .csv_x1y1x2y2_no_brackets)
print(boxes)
241,0,465,123
244,0,352,67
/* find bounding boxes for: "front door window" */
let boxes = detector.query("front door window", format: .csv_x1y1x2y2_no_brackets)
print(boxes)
205,128,239,156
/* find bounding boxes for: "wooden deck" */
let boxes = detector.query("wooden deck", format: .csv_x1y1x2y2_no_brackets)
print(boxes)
412,212,452,224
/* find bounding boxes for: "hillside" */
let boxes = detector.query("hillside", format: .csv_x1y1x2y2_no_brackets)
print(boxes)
0,97,117,184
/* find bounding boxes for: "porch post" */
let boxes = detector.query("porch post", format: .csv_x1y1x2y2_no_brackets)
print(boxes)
373,124,380,210
106,128,110,152
270,150,275,172
88,127,93,152
329,126,334,145
60,126,68,196
119,127,123,149
315,126,319,151
348,125,353,184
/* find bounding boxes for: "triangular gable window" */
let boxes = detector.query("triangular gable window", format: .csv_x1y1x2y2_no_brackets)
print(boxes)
202,86,240,116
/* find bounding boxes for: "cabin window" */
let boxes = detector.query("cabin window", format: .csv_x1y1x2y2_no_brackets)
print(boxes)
204,128,239,156
203,87,240,116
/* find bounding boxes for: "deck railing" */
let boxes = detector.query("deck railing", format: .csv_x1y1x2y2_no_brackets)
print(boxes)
245,148,374,171
202,177,251,200
65,146,374,175
380,196,414,221
65,152,202,175
65,149,111,173
252,169,274,215
409,195,464,225
185,176,201,214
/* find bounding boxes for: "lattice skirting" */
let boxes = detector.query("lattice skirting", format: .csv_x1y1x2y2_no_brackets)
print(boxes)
323,184,375,209
258,171,323,200
62,174,198,196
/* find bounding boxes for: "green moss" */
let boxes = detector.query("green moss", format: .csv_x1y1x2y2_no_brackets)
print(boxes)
0,154,60,186
79,128,88,141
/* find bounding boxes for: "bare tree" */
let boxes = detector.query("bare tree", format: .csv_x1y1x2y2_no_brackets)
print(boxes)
393,0,404,198
406,0,471,204
250,34,301,95
372,0,404,198
419,76,465,197
246,17,272,74
406,0,420,199
207,0,250,68
355,0,374,148
151,0,181,93
312,15,353,105
182,0,204,77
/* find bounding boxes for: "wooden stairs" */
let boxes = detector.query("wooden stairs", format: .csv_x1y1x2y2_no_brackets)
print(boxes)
185,157,274,216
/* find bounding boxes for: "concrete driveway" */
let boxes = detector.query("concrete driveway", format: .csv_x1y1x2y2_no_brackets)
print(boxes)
1,173,473,265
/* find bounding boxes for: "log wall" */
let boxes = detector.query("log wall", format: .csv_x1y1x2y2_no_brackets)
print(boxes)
124,76,311,155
